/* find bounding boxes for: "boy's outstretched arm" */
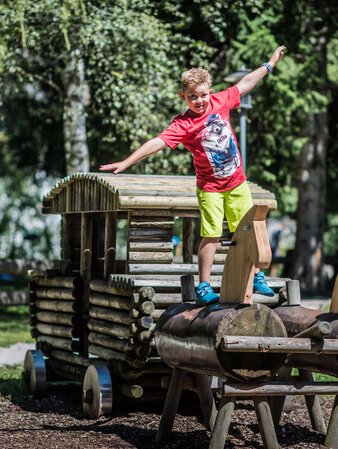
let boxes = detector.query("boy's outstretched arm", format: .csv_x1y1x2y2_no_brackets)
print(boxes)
236,45,286,96
99,137,166,174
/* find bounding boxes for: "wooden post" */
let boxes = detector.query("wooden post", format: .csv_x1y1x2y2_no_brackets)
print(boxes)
104,212,117,279
61,214,72,274
209,396,235,449
80,213,93,356
182,218,194,264
286,280,301,306
325,395,338,449
298,369,326,434
180,275,196,302
155,368,186,443
254,397,280,449
193,373,217,430
269,366,292,426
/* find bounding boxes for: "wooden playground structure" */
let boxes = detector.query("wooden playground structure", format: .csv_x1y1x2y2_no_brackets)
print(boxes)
23,173,338,448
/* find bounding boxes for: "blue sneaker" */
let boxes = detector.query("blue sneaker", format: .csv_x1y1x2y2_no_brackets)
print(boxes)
196,282,219,305
253,272,274,297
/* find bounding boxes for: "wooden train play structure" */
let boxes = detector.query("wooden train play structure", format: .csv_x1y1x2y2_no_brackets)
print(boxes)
23,173,338,449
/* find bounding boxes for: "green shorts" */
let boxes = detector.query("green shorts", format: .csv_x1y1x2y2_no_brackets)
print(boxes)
197,181,253,237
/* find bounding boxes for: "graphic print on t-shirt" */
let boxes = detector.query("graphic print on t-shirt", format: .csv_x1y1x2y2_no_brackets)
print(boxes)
201,113,240,178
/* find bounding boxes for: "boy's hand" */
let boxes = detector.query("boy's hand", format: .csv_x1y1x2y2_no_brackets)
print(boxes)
269,45,286,67
99,161,127,174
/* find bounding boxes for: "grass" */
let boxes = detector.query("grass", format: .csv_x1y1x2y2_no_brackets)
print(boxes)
0,364,25,400
0,305,34,347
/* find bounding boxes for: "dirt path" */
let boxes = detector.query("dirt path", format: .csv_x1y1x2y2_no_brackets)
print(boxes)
0,386,334,449
0,343,35,367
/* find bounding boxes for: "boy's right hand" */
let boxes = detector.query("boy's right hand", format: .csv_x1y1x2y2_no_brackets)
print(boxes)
99,161,127,174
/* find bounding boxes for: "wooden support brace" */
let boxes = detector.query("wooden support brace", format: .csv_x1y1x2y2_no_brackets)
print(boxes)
325,394,338,449
254,397,280,449
220,205,271,304
193,373,217,430
298,369,326,435
155,367,186,444
209,396,235,449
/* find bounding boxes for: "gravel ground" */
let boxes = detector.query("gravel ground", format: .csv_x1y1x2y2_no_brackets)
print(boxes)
0,384,335,449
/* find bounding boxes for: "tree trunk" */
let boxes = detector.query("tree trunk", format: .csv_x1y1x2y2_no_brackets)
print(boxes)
289,41,329,294
63,50,89,174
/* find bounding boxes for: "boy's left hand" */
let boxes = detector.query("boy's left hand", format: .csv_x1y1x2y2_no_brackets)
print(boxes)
269,45,286,67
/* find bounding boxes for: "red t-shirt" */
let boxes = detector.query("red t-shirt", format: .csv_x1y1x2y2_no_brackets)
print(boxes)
159,86,246,192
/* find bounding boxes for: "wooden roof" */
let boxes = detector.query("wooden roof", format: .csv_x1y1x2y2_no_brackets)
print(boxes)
42,172,277,215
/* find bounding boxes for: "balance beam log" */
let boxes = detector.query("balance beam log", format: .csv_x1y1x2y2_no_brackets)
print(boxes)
155,303,287,382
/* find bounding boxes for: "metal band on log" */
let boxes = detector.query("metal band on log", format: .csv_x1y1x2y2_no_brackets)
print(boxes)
155,303,287,381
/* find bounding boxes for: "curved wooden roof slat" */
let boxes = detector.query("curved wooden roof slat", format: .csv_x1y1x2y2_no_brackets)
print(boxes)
42,173,277,213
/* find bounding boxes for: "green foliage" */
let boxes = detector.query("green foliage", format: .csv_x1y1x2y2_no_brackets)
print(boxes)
0,364,25,400
0,0,337,262
0,306,34,348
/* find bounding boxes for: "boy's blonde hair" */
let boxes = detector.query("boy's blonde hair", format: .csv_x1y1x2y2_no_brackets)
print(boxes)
180,68,212,92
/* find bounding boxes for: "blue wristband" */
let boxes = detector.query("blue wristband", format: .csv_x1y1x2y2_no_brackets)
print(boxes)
262,62,273,73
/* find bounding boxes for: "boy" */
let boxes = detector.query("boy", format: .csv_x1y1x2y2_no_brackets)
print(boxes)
100,45,286,305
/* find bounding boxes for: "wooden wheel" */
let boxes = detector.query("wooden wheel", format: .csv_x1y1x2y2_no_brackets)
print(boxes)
23,350,47,396
82,365,113,419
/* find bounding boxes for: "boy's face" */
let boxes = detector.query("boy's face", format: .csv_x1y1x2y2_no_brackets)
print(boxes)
180,83,212,116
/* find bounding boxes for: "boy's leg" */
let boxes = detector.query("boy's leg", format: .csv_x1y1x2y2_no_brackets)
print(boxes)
224,182,274,297
196,189,224,304
198,237,219,284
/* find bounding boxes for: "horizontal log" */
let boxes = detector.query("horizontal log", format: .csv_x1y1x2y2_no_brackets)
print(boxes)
36,322,81,339
118,384,144,399
35,299,81,313
128,251,173,264
37,335,81,352
88,332,151,358
50,349,103,368
222,381,338,397
35,311,81,327
151,293,182,306
294,321,332,339
89,292,131,311
90,279,131,296
35,287,81,300
0,290,29,306
88,318,130,339
221,335,338,354
88,344,147,368
33,276,82,289
156,303,287,381
88,331,132,353
47,358,85,381
89,306,132,325
128,263,223,275
129,219,174,228
129,241,173,252
129,228,172,241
